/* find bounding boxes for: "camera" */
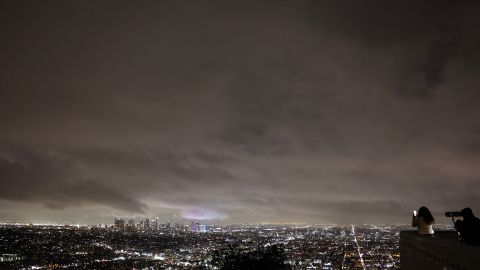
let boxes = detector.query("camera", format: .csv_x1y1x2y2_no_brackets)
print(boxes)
445,211,462,217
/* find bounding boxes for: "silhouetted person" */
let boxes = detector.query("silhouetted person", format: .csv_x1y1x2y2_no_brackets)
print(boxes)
412,206,434,235
454,207,480,246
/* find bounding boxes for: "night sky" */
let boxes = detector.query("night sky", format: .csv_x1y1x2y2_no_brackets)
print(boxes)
1,1,480,224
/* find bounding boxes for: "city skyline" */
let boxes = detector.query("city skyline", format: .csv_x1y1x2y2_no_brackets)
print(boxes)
1,1,480,225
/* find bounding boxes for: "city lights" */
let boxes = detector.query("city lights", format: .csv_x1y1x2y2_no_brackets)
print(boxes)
1,221,454,269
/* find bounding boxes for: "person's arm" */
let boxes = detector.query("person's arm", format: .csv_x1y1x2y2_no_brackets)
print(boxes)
412,214,418,227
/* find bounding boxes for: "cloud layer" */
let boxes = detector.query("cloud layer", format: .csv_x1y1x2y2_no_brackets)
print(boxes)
1,1,480,224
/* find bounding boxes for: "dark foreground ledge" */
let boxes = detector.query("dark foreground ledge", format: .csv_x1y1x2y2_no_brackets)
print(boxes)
400,231,480,270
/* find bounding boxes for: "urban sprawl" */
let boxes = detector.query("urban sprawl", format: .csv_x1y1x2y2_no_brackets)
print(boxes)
0,220,454,269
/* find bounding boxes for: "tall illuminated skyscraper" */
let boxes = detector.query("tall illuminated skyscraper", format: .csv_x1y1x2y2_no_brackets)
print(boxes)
153,218,158,230
114,218,125,230
127,219,135,230
144,218,150,230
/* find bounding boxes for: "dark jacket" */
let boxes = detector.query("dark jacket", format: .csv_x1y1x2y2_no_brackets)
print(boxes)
455,216,480,246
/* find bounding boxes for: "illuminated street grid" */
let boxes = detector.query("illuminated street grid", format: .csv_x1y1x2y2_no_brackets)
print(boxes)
0,222,453,269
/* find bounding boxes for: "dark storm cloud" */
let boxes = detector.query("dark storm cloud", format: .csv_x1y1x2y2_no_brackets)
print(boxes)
1,1,480,224
308,1,480,98
0,148,146,212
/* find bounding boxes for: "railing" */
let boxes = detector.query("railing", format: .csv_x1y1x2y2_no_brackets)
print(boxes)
400,231,480,270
